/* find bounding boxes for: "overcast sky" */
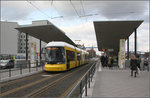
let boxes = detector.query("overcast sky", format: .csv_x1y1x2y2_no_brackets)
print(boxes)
1,0,149,53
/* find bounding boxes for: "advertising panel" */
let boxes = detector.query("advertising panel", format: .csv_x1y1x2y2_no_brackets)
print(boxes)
29,42,36,67
119,39,126,69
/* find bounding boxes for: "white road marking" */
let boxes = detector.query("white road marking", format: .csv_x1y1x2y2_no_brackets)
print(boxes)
41,75,51,77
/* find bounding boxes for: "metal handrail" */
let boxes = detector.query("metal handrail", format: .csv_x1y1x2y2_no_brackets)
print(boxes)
0,60,45,72
0,60,45,79
66,61,97,98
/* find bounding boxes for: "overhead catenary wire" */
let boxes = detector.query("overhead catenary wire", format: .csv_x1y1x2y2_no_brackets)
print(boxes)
27,0,63,20
26,0,51,19
80,0,88,22
49,0,63,19
80,0,86,17
70,0,80,17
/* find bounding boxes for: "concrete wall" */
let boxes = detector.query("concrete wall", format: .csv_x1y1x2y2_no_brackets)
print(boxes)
32,20,52,26
0,20,49,56
0,21,19,55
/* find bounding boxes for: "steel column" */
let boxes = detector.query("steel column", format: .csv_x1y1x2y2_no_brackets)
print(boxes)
134,29,137,56
127,37,129,59
26,33,28,61
40,39,41,65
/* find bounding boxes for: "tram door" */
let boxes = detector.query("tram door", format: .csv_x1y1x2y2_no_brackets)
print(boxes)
66,50,75,70
66,50,70,70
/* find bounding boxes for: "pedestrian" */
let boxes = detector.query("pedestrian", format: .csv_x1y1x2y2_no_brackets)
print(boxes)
110,57,114,69
130,55,138,77
148,56,150,71
136,55,141,74
100,55,105,67
143,57,148,71
104,55,108,67
108,56,111,69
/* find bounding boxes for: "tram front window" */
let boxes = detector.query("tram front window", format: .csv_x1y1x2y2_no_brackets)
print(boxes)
46,47,65,64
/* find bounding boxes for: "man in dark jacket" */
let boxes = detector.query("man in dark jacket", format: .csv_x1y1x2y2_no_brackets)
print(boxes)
130,55,138,77
100,55,105,67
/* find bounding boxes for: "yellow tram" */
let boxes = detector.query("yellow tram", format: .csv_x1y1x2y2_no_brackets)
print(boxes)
44,41,89,71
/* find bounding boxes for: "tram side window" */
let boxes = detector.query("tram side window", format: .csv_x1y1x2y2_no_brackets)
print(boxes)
66,50,75,61
77,53,81,60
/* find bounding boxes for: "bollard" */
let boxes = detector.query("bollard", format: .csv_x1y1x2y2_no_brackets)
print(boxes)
88,71,90,88
36,60,38,71
9,68,11,77
80,81,82,98
85,75,87,96
91,69,93,82
29,61,31,72
20,64,22,74
91,67,94,82
41,61,43,71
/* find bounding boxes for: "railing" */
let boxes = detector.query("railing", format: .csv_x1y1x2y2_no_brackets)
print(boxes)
67,61,97,98
0,60,45,80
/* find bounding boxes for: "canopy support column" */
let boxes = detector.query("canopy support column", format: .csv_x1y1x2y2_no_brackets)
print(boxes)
134,29,137,56
26,33,28,61
127,37,129,60
39,39,41,65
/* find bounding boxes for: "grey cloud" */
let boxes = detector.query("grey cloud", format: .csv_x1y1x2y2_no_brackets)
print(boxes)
1,1,149,51
1,1,35,21
1,1,149,22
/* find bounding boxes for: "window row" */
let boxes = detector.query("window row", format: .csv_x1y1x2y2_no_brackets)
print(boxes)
66,50,75,61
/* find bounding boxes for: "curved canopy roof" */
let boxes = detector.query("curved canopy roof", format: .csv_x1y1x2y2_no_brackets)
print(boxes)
94,20,143,55
15,24,76,46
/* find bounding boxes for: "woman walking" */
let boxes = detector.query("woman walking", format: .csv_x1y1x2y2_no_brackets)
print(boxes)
130,55,138,77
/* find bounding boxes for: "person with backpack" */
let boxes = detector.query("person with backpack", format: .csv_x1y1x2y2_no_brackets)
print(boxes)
100,55,105,67
136,55,141,74
130,55,138,77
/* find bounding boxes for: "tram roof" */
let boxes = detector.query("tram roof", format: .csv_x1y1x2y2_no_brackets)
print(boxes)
46,41,88,53
15,24,76,46
93,20,143,55
46,41,76,49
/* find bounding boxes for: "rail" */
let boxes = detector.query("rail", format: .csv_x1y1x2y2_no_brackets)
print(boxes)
66,61,98,98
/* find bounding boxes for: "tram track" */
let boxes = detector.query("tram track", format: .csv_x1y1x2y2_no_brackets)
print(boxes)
0,62,94,98
0,73,60,97
0,72,46,87
0,72,48,93
60,70,85,97
28,63,94,97
26,64,87,98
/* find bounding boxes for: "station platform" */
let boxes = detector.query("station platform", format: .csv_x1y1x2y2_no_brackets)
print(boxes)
85,60,150,98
